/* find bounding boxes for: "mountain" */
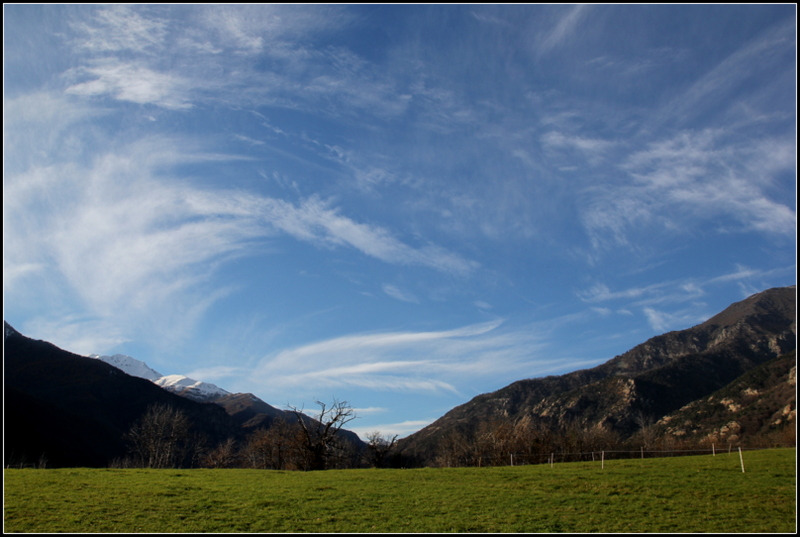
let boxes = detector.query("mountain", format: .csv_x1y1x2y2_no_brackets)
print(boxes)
4,322,366,467
6,285,793,468
89,354,230,402
650,350,796,445
89,353,163,380
152,375,231,402
85,352,361,446
4,322,242,467
88,349,364,448
213,392,288,429
211,392,365,450
396,286,796,464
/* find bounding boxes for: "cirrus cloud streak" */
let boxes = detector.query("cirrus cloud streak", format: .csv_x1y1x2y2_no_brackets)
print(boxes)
250,318,575,400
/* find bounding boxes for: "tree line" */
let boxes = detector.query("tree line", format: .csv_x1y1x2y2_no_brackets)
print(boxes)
425,413,796,468
112,401,795,470
113,400,398,470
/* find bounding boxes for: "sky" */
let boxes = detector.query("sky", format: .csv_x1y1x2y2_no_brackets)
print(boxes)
3,5,796,440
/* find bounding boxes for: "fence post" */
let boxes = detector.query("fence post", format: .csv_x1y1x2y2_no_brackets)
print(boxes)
510,454,513,467
712,443,715,457
641,446,644,459
738,447,745,473
601,451,604,470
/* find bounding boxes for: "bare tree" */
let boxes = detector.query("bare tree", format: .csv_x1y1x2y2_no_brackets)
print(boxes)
201,437,238,469
241,428,271,469
364,431,398,468
435,429,473,468
125,403,193,468
475,419,517,466
289,399,357,470
241,419,306,470
633,410,657,450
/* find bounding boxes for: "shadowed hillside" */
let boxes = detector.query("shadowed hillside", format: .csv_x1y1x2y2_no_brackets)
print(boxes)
649,350,796,445
4,322,366,468
4,322,242,467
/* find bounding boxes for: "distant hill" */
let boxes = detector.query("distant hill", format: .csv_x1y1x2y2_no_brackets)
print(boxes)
213,392,365,449
396,286,796,464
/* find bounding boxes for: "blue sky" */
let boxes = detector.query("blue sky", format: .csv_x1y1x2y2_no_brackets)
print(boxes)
3,5,796,439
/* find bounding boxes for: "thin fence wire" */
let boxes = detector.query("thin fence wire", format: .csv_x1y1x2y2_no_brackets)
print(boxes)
458,444,795,468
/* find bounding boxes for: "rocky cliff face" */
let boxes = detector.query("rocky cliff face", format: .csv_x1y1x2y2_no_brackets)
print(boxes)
397,286,796,463
651,350,796,445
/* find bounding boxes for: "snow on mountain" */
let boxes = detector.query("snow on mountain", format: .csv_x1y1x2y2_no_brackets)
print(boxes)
153,374,231,402
89,354,230,402
89,354,163,381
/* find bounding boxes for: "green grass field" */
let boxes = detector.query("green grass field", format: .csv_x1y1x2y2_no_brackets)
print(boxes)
4,448,795,533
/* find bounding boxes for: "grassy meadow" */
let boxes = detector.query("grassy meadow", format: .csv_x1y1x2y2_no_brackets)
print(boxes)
4,448,795,533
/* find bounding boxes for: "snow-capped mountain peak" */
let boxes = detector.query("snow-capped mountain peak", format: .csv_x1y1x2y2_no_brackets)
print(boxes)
153,375,231,402
88,354,230,402
89,354,163,381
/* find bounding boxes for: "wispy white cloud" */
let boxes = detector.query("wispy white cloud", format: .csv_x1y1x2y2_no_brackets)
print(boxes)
582,128,796,252
578,282,664,304
2,92,104,175
642,307,675,332
70,5,168,54
537,5,590,57
252,318,557,397
555,18,796,259
383,284,420,304
253,196,478,276
3,154,259,351
578,272,748,309
707,264,794,299
349,419,435,440
583,47,691,81
6,175,475,347
576,264,793,335
470,11,514,29
351,406,388,415
643,306,707,333
3,92,477,351
60,4,406,119
658,18,796,127
541,131,613,154
233,134,266,146
707,264,763,284
625,130,795,232
21,315,131,358
541,130,614,165
200,6,267,53
266,320,504,366
197,4,348,53
65,62,192,109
